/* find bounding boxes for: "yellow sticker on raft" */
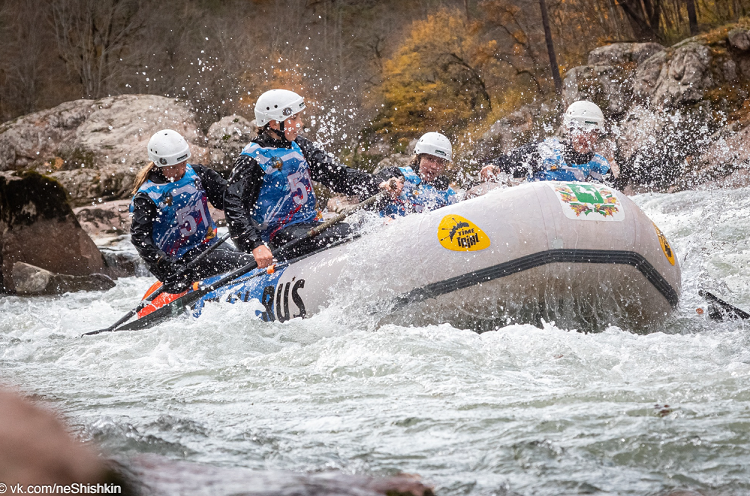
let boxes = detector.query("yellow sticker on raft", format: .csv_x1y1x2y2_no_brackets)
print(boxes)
653,223,676,266
438,215,490,251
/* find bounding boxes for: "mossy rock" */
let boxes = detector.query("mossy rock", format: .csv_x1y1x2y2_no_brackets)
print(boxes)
0,171,73,226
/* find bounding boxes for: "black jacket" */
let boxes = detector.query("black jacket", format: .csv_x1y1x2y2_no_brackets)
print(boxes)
130,164,227,270
224,132,381,253
373,163,452,212
490,139,601,178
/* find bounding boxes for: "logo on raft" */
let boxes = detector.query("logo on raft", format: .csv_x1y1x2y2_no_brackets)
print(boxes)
438,215,490,252
653,223,676,266
550,182,624,221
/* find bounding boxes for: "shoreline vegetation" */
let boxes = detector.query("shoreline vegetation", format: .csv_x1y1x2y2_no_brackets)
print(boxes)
0,1,749,195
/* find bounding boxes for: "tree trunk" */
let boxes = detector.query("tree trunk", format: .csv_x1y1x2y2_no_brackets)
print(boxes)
539,0,562,95
686,0,698,35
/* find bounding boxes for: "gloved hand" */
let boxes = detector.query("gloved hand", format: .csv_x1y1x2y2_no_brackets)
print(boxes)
163,271,192,294
154,256,191,293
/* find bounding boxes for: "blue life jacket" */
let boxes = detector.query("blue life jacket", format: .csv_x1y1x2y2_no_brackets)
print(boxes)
533,138,610,182
135,164,218,258
240,141,318,242
381,166,457,217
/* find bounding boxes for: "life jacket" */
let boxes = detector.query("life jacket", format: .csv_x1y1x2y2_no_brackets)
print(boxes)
240,141,318,242
381,166,457,217
135,164,218,258
533,138,610,182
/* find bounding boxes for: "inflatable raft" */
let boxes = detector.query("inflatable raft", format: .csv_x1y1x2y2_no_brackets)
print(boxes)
133,181,681,332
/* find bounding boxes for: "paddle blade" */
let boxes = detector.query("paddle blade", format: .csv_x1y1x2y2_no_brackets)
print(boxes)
699,290,750,321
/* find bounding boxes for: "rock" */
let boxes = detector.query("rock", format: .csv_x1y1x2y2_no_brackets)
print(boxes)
74,199,132,238
206,114,257,173
634,42,714,107
728,28,750,51
406,137,419,155
12,262,115,295
723,60,739,82
475,106,536,161
0,388,115,490
0,95,208,205
587,42,665,66
612,105,717,188
99,249,147,278
373,153,412,174
362,141,393,157
0,171,107,293
128,454,433,496
562,65,632,115
682,122,750,188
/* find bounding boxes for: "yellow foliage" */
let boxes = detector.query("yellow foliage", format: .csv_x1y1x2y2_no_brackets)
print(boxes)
375,9,495,142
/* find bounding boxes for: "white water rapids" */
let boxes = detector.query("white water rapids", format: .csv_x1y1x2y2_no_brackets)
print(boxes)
2,187,750,495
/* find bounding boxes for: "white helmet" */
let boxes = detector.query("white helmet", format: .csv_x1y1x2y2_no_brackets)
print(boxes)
254,89,306,127
147,129,191,167
564,101,605,132
414,132,452,161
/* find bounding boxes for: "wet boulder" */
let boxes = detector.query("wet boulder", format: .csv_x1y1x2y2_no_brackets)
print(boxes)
634,42,714,107
0,95,208,205
587,42,665,66
0,171,106,293
728,28,750,51
73,199,132,238
474,105,541,162
0,388,120,491
206,114,257,174
564,43,665,118
373,153,412,174
562,65,632,116
12,262,115,295
611,104,718,189
677,121,750,189
128,455,433,496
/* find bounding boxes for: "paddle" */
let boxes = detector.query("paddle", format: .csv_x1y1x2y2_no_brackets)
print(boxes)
699,290,750,321
84,230,234,336
84,192,384,335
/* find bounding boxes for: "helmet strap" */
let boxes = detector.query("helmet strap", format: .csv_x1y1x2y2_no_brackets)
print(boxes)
264,122,289,143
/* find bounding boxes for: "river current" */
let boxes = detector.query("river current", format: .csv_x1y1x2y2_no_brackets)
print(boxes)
2,187,750,495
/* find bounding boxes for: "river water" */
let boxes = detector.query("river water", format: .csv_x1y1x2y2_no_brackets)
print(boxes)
2,187,750,495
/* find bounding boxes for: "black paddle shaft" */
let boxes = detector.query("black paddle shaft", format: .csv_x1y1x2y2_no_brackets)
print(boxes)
85,192,385,335
83,231,233,336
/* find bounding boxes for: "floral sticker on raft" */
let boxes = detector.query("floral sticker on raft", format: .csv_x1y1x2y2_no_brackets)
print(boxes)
549,182,625,221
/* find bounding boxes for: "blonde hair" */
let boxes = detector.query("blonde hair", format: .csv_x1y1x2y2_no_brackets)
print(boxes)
132,161,157,195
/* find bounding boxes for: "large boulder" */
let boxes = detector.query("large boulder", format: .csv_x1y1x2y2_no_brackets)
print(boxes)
0,388,116,490
0,171,106,293
728,28,750,51
564,43,666,117
12,262,115,295
562,65,632,116
474,105,545,161
0,95,208,205
677,120,750,189
634,42,714,107
587,42,665,66
73,199,132,238
611,104,718,188
558,23,750,190
206,114,257,173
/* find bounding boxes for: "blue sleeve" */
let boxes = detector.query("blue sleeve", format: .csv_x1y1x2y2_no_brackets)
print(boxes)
593,154,610,173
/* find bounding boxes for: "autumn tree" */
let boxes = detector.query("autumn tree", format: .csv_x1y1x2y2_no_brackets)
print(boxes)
375,9,495,143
